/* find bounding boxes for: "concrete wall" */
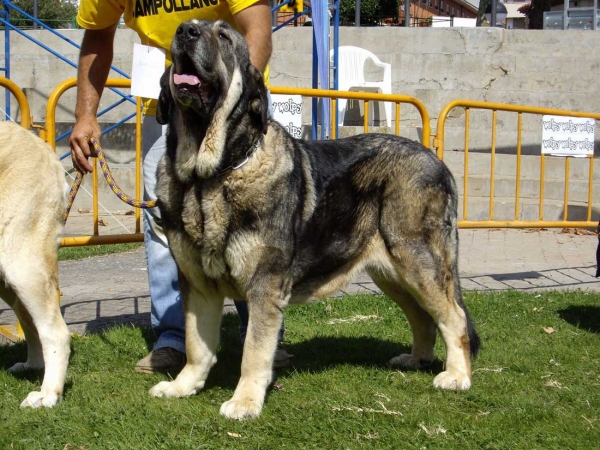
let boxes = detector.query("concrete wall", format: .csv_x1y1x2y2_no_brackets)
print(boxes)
2,27,599,147
1,27,599,217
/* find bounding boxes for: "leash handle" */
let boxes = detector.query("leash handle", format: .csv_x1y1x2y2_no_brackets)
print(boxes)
64,137,157,224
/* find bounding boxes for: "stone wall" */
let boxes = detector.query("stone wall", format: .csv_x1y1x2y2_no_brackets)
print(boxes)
1,26,599,216
2,27,599,145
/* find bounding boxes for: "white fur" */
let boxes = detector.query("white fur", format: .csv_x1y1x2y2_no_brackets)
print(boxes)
0,121,70,408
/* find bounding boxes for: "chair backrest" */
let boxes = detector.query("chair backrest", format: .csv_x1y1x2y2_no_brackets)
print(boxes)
330,46,388,85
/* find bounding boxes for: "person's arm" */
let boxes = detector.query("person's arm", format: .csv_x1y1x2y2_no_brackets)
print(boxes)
233,0,272,73
69,24,117,173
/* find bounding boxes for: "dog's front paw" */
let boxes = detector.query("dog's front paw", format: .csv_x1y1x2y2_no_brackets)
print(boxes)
433,371,471,391
220,398,263,420
20,391,61,408
149,381,197,398
389,354,433,370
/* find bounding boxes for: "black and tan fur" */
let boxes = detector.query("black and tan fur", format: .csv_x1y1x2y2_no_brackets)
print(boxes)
0,121,70,408
150,20,480,419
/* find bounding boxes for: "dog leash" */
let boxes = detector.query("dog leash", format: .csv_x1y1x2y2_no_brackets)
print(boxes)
64,137,157,223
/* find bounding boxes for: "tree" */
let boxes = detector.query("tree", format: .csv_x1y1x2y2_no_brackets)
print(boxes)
9,0,78,29
339,0,399,26
477,0,491,26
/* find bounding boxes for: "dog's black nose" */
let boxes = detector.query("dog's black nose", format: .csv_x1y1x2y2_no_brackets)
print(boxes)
176,22,200,41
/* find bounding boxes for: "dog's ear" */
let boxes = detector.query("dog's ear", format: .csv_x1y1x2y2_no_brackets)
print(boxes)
156,68,172,125
247,64,269,135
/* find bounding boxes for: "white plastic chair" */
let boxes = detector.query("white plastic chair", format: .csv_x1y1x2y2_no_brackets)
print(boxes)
330,46,392,127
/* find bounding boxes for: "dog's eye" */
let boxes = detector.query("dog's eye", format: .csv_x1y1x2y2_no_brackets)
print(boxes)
218,32,230,43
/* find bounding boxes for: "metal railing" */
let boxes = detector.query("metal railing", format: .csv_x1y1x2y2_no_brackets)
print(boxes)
271,86,431,143
0,76,30,128
2,79,599,343
435,100,599,229
0,0,133,138
45,82,431,248
46,78,144,247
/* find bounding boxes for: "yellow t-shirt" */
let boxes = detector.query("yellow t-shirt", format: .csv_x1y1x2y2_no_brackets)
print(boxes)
77,0,270,114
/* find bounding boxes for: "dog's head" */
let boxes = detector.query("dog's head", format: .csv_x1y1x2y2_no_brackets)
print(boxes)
157,20,268,132
156,20,269,180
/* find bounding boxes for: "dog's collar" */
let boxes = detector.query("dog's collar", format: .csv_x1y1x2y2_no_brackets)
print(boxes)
217,137,263,177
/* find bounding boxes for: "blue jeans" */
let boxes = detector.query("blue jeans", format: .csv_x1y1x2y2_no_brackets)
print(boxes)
142,117,186,353
142,116,284,353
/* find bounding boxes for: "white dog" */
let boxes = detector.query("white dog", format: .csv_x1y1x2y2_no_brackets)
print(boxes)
0,121,70,408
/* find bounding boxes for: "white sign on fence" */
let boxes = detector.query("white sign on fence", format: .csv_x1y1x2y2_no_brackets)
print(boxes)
541,115,595,157
271,94,303,139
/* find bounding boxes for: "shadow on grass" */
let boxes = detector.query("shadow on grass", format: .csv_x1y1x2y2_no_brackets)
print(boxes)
83,311,151,336
0,340,28,371
558,305,600,333
87,313,445,391
1,312,442,396
0,340,76,396
206,314,445,390
278,337,444,375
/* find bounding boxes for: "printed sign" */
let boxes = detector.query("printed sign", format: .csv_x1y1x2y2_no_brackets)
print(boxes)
541,115,595,157
271,94,303,139
131,43,166,99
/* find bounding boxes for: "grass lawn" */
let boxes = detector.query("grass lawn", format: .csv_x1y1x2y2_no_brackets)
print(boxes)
1,290,599,449
58,243,144,261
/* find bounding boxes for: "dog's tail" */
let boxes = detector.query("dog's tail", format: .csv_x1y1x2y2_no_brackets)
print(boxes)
444,192,481,360
451,231,481,360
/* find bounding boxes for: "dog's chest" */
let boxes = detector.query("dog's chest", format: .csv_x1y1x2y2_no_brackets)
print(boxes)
179,184,231,278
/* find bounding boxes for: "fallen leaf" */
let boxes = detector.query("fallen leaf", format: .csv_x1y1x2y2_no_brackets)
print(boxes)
227,432,242,438
543,327,556,334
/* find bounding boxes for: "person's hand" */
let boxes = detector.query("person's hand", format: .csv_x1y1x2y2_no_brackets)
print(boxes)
69,117,101,173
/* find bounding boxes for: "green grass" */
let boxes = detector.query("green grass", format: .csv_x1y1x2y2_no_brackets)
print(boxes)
58,243,143,261
1,290,600,449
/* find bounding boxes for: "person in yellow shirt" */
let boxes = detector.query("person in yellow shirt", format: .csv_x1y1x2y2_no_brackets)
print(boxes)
69,0,290,374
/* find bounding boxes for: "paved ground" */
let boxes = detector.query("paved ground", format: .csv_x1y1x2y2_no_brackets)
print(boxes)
0,209,598,339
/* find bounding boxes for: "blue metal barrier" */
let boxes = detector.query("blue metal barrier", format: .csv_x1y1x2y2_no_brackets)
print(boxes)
0,0,133,144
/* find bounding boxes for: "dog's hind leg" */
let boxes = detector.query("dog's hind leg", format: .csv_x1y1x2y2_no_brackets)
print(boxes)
369,273,437,370
0,284,44,372
378,246,478,391
1,259,71,408
149,278,224,399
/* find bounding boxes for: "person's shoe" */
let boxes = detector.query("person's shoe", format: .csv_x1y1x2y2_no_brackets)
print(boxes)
134,347,186,375
273,342,294,369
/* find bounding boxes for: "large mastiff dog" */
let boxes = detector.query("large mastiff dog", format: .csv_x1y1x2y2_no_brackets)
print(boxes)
0,121,70,408
150,20,480,419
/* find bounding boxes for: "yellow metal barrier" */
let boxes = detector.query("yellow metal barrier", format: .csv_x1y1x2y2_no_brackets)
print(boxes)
2,79,593,344
44,83,431,250
435,100,599,229
0,76,32,129
271,87,431,145
46,78,145,247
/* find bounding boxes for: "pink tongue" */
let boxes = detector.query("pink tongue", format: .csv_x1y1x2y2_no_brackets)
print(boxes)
173,74,200,86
